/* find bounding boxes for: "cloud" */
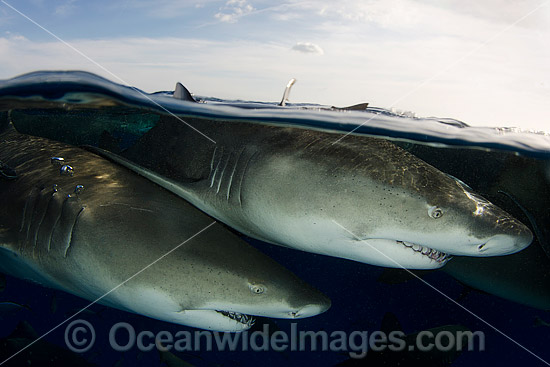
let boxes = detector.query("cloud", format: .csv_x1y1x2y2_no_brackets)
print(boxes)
280,0,549,40
0,0,548,131
54,0,77,16
419,0,550,29
214,0,254,23
291,42,324,55
0,33,548,131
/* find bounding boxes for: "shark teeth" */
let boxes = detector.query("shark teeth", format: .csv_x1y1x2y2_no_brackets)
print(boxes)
217,310,255,327
396,240,451,264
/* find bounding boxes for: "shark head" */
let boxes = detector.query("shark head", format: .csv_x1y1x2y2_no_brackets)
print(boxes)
69,192,330,332
332,176,533,270
245,136,533,270
0,125,331,333
0,121,331,333
77,122,532,272
307,146,534,270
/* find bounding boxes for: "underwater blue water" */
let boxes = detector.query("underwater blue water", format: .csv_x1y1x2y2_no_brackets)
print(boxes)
0,71,549,367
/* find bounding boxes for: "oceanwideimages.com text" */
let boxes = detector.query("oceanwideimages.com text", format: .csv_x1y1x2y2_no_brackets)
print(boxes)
65,319,485,358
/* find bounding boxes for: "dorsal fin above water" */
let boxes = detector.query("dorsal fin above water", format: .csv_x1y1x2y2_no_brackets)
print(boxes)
332,103,369,111
173,82,197,102
279,78,296,106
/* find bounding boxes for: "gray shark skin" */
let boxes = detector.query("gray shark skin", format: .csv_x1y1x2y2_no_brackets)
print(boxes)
442,241,550,310
0,116,330,332
99,114,533,270
384,142,550,309
393,141,550,260
377,241,550,310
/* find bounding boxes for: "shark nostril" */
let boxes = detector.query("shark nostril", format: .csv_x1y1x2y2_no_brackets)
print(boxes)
478,243,486,251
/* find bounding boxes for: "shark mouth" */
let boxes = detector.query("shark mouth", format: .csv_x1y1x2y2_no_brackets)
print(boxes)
216,310,255,327
396,240,452,264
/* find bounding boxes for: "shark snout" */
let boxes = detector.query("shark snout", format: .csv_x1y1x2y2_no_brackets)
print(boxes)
477,227,533,256
487,213,533,254
289,302,331,319
469,213,533,256
285,289,331,319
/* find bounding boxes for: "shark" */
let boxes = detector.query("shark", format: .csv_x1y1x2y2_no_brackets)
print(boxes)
87,84,533,270
377,238,550,310
442,238,550,310
0,111,330,332
86,83,533,270
380,140,550,309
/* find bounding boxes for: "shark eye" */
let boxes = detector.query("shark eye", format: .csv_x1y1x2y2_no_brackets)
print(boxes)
249,284,265,294
428,206,443,219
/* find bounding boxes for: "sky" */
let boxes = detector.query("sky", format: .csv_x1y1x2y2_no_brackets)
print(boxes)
0,0,549,131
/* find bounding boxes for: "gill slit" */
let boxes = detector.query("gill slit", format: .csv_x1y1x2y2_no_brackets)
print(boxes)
19,189,39,253
47,198,63,253
210,146,218,173
216,152,230,194
210,146,223,188
227,148,245,201
238,149,258,207
32,194,53,256
19,194,30,232
64,207,85,258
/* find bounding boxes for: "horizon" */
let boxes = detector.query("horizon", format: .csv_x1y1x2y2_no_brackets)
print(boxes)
1,0,549,131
